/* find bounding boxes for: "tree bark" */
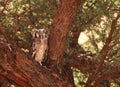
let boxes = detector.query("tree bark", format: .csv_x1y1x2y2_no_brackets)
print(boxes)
47,0,81,70
85,11,120,87
0,0,81,87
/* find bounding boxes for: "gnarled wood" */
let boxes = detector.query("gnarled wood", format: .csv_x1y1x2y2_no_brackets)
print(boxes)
0,0,81,87
0,38,74,87
47,0,81,68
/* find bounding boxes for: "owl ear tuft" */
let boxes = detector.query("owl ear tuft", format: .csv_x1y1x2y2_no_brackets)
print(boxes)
31,29,36,38
31,28,47,39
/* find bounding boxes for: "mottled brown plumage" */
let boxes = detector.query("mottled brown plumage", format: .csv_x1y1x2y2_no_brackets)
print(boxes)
31,29,48,65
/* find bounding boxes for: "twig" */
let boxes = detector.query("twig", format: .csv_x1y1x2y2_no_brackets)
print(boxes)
85,12,120,87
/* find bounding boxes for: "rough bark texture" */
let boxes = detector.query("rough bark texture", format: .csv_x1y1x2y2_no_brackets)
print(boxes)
1,1,119,87
0,0,81,87
0,37,74,87
47,0,81,69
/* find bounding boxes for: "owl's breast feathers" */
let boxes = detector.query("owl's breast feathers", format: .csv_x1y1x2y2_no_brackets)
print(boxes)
31,29,48,65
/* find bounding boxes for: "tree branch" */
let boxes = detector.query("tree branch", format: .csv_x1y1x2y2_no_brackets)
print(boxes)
85,12,120,87
46,0,81,70
0,28,74,87
95,72,120,86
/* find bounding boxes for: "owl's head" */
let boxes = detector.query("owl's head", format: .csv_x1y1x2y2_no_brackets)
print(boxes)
31,29,47,40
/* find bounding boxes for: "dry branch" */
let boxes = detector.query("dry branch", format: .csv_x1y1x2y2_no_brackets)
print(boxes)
85,12,120,87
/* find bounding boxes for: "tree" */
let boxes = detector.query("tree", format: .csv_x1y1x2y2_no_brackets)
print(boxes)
0,0,81,87
0,0,120,87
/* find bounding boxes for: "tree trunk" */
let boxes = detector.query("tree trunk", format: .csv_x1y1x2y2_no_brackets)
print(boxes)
46,0,81,70
0,0,81,87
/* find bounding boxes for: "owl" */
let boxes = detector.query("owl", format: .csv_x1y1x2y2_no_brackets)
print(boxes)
31,29,48,65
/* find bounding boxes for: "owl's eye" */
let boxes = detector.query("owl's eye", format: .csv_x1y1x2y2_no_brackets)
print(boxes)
32,29,47,39
31,28,48,65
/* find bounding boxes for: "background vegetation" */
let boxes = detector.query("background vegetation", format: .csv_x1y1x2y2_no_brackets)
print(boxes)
0,0,120,87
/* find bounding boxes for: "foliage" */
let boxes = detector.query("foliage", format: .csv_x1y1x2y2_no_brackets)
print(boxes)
0,0,57,49
70,0,120,86
0,0,120,87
